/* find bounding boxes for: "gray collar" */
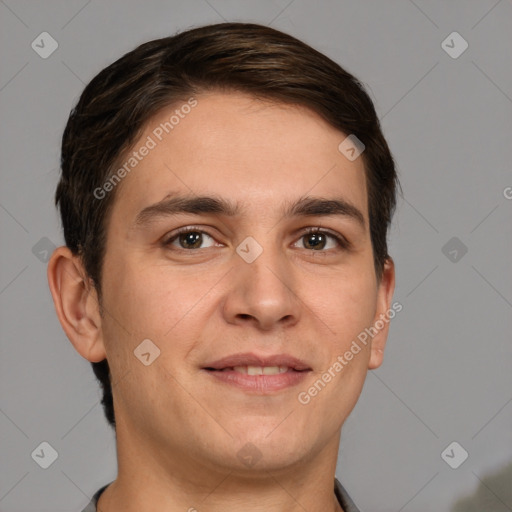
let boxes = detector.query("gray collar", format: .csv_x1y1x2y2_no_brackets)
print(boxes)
335,478,361,512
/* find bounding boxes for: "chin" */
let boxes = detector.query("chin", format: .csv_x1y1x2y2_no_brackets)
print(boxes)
234,431,311,468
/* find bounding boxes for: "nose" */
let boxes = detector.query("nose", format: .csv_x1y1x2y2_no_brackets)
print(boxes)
222,243,302,331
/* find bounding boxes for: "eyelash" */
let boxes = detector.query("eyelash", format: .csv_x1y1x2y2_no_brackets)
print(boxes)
162,226,350,252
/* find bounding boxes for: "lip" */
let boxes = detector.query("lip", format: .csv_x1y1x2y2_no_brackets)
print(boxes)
202,352,312,393
203,352,311,371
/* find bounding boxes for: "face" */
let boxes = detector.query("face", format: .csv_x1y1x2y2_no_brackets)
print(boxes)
92,91,394,475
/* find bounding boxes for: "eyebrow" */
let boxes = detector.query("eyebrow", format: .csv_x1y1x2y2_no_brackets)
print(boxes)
132,193,366,231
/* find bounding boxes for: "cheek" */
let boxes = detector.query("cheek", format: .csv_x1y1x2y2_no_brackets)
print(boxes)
314,268,377,348
103,256,214,340
303,276,376,419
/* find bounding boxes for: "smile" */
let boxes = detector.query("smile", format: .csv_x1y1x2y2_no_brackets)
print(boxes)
202,353,312,393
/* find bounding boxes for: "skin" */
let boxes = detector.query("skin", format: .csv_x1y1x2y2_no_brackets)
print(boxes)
48,91,395,512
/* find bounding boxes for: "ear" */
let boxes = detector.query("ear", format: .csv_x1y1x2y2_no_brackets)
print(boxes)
47,246,106,362
368,256,396,370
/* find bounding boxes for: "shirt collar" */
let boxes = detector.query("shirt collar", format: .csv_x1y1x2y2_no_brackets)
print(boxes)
334,478,361,512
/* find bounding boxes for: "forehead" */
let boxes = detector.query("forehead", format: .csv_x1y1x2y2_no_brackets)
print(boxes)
109,91,368,226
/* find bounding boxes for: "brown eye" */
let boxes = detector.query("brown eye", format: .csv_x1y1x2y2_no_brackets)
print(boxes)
164,229,216,250
302,231,328,250
296,228,348,251
177,231,203,249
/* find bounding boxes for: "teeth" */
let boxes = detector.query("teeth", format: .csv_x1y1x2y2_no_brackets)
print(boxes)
248,366,263,375
233,366,289,375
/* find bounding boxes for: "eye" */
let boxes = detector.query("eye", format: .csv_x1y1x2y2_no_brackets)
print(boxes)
163,227,217,250
294,228,349,251
162,226,350,252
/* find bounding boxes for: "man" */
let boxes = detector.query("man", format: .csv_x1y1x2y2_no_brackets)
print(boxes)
48,22,398,511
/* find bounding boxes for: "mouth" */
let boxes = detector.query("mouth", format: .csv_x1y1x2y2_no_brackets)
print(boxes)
202,353,312,393
206,365,299,375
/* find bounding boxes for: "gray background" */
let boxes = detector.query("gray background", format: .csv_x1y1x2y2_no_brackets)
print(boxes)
1,1,511,511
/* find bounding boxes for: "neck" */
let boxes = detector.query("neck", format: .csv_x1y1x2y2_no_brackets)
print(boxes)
97,423,344,512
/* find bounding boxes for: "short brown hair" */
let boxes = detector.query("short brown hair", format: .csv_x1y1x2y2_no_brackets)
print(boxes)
56,22,400,430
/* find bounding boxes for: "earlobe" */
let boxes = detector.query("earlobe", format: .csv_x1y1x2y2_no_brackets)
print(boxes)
47,246,107,362
368,256,396,370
